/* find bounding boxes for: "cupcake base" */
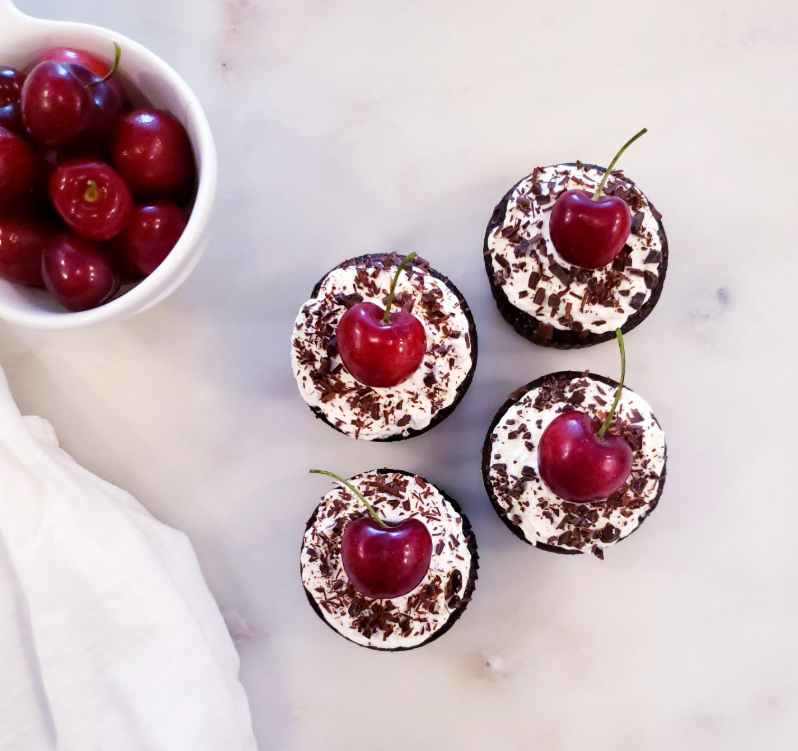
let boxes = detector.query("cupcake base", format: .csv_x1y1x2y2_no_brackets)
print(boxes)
483,164,669,349
302,468,479,650
299,253,478,441
482,371,667,555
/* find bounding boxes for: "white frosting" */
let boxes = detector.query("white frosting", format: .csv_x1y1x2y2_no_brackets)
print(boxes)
486,164,664,334
301,471,474,649
291,259,474,440
487,376,666,554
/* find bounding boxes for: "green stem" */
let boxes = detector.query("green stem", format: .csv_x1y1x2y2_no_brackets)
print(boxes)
382,252,417,324
597,329,625,439
310,470,388,528
592,128,647,200
98,43,121,84
84,180,99,203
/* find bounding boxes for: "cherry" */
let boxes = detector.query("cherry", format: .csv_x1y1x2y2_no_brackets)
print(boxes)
311,470,432,600
341,517,432,599
538,411,633,503
0,67,25,135
112,201,186,277
42,234,119,311
337,253,427,388
0,125,40,213
549,128,647,269
84,73,125,145
538,330,633,503
0,216,52,287
40,47,110,78
20,60,93,147
112,109,194,198
72,45,126,146
50,159,132,241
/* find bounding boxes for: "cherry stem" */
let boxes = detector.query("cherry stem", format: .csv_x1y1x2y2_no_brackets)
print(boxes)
310,470,388,528
592,128,647,201
98,43,121,84
382,252,417,324
597,328,625,439
84,180,99,203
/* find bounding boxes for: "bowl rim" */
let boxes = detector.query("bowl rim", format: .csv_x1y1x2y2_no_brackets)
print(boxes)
0,2,217,329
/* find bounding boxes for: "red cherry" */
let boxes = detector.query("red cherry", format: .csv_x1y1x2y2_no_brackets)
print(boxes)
0,67,25,136
40,47,110,78
549,128,648,270
112,109,194,198
50,159,132,241
69,65,126,146
341,516,432,599
0,216,52,286
42,234,119,311
20,61,94,147
549,189,631,269
337,302,426,388
113,201,187,277
538,410,633,503
0,126,40,213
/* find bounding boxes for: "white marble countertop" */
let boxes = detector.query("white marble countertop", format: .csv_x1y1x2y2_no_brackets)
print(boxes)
8,0,798,748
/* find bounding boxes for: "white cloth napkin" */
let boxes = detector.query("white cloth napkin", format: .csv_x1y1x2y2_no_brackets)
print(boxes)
0,367,257,751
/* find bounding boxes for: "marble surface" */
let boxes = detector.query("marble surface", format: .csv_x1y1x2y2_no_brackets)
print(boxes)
6,0,798,748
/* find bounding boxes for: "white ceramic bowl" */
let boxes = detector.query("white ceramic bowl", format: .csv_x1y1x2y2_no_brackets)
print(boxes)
0,0,217,329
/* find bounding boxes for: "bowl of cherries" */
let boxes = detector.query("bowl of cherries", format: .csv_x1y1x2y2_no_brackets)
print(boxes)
0,0,216,328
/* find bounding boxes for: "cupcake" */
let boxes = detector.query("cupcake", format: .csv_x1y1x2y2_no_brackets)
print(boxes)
291,252,477,440
301,468,478,650
484,131,667,348
482,337,666,557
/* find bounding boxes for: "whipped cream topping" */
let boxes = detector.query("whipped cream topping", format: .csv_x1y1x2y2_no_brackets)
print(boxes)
486,164,665,335
291,256,474,440
486,374,666,556
301,471,474,649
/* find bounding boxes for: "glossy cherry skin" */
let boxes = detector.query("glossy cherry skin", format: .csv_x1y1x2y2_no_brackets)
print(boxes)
337,302,426,388
40,47,110,78
21,61,93,147
112,201,187,277
341,516,432,599
50,159,132,241
112,109,194,198
538,410,633,503
0,216,52,287
0,126,40,213
549,189,631,269
42,234,119,311
0,67,25,135
69,65,126,146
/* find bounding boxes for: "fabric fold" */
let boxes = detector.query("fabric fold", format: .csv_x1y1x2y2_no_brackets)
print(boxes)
0,367,257,751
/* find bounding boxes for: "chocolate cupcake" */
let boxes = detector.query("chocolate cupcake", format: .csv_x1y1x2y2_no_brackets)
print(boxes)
301,469,478,650
292,253,477,440
484,162,668,348
482,371,667,558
